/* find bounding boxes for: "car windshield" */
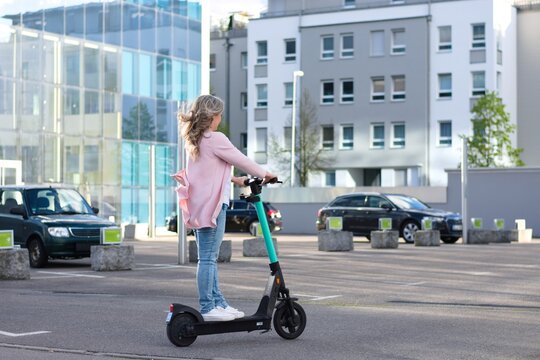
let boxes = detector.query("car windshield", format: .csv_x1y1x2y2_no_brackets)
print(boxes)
26,188,94,216
386,195,430,210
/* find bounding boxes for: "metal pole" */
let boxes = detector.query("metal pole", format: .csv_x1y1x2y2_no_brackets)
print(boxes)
177,103,188,264
290,70,303,187
461,137,468,245
148,144,156,238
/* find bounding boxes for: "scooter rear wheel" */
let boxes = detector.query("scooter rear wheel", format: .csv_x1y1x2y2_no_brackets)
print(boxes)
273,301,306,340
167,313,198,347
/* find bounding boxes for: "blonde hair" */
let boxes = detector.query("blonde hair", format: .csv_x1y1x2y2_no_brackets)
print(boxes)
178,95,224,159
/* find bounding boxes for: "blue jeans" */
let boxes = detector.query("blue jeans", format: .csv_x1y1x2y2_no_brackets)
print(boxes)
194,203,229,314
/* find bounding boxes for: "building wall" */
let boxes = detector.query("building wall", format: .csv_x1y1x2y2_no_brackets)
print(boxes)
0,1,204,227
516,6,540,166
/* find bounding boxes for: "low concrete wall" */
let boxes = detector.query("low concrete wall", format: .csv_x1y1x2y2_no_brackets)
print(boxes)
0,248,30,280
317,230,353,251
91,245,135,271
189,240,232,262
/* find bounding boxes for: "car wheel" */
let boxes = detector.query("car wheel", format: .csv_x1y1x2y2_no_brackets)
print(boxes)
441,237,459,244
27,237,48,268
401,220,420,244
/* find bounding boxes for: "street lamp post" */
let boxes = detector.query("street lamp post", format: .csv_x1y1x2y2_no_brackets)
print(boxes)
290,70,304,187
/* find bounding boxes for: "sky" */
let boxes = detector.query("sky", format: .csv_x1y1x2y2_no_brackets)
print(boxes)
0,0,268,18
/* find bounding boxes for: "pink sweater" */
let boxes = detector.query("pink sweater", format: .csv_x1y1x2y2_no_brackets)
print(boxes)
173,131,266,229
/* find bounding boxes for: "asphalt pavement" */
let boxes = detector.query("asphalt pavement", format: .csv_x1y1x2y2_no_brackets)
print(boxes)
1,234,540,360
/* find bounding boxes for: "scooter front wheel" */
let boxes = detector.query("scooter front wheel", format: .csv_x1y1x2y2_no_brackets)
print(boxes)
167,313,198,347
273,301,306,340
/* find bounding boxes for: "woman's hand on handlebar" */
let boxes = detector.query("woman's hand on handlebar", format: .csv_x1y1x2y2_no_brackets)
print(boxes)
262,172,279,185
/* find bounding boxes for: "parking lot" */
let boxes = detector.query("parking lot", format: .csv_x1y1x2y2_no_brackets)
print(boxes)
2,234,540,360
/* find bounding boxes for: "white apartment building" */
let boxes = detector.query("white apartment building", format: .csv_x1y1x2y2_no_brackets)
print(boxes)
246,0,517,187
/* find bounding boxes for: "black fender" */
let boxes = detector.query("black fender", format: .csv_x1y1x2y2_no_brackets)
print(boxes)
275,297,299,310
169,303,204,323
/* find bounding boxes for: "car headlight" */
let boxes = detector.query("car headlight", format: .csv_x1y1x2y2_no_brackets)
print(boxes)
48,227,70,237
425,216,444,223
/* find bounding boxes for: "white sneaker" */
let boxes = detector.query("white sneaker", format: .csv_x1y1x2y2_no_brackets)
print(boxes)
202,308,235,322
217,306,245,319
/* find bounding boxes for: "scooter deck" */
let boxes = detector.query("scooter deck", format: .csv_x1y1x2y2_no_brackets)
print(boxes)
192,314,272,335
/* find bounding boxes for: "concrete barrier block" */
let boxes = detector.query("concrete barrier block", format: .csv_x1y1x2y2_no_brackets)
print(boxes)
243,237,278,257
371,231,399,249
517,229,533,243
189,240,232,263
91,245,135,271
467,230,492,245
317,230,353,251
414,230,441,246
491,230,515,243
0,248,30,280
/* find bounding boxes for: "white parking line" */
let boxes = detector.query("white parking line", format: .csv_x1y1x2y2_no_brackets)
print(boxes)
295,293,342,301
0,330,50,337
35,271,105,279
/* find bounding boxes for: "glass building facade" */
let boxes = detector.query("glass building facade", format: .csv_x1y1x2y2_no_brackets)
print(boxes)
0,0,202,227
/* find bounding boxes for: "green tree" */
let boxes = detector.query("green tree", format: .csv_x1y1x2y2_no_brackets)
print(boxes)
462,91,524,167
268,91,334,186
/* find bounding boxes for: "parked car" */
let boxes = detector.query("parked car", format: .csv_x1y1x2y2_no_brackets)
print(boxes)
316,192,462,243
167,199,283,235
0,185,116,267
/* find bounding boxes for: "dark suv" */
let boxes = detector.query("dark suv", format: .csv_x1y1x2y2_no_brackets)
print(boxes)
167,199,282,235
0,185,116,267
316,192,462,243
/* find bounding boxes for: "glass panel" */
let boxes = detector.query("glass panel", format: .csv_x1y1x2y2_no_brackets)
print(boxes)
66,6,84,38
121,142,136,186
156,56,172,99
84,90,100,114
139,98,156,141
0,130,17,162
186,62,199,101
155,100,171,142
172,15,187,58
0,80,14,129
43,134,61,183
21,134,40,183
103,92,121,137
43,38,56,84
20,81,41,130
156,10,172,56
23,10,43,31
323,37,333,51
44,8,64,35
439,26,451,43
140,6,156,53
122,95,139,140
139,54,153,97
84,46,100,89
42,84,55,131
138,144,150,186
255,128,267,152
0,31,15,78
63,43,80,87
188,19,201,61
373,78,384,93
85,3,104,42
64,87,80,115
102,140,121,185
21,33,41,81
104,50,119,92
84,143,100,173
122,51,136,95
122,3,140,49
104,2,122,46
172,59,186,101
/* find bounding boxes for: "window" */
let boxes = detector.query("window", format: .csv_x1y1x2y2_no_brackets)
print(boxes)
241,92,247,109
209,53,216,71
325,171,336,187
438,73,452,98
284,82,293,106
341,79,354,103
438,121,452,146
438,26,452,51
284,39,296,62
472,71,485,96
240,133,247,153
321,81,334,104
341,34,354,58
371,124,385,149
392,75,405,100
497,71,501,93
343,0,356,8
370,30,384,56
371,77,385,102
241,51,247,68
255,127,268,163
392,123,405,148
472,23,485,49
256,41,267,64
284,126,292,149
391,29,405,54
341,125,354,150
256,84,267,107
321,35,334,59
322,126,334,150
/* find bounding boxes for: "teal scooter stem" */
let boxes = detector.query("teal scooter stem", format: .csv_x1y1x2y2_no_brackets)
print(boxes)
165,177,306,347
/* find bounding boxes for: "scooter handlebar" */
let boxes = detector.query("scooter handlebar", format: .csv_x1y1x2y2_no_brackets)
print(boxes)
243,177,281,186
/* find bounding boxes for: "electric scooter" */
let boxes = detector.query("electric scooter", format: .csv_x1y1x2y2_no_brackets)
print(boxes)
166,177,306,347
